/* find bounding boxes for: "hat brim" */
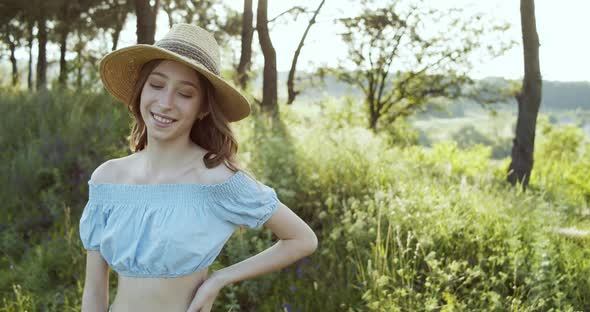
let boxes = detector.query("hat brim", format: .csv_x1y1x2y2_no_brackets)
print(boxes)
99,44,250,122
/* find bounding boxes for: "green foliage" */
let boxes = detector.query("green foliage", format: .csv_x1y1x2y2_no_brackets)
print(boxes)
0,89,130,224
451,124,513,159
317,95,367,129
326,0,514,129
1,91,589,311
529,117,590,217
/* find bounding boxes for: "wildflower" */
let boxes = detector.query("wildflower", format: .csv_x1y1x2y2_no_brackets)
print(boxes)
296,267,304,278
282,302,292,312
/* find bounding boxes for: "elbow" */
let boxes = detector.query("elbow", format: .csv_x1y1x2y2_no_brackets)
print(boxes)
302,232,318,256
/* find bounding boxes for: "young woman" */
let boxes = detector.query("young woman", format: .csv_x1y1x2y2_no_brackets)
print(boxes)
79,23,318,312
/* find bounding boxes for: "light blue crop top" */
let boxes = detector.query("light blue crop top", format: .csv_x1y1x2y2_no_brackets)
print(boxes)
79,170,280,278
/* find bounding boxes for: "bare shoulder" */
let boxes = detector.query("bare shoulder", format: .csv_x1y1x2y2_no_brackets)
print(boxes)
89,159,119,184
200,163,239,185
89,155,133,184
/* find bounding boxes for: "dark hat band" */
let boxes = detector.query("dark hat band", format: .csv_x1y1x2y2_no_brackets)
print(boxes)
155,39,219,75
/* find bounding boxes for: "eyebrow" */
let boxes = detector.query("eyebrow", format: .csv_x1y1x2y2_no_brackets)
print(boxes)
149,71,200,90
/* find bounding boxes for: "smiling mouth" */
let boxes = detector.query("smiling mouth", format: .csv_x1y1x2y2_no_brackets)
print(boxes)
150,112,178,124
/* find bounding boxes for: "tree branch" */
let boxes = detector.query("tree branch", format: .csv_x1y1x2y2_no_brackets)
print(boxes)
268,6,306,23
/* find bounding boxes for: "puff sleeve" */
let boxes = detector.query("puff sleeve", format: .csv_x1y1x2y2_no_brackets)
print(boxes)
79,199,106,250
209,171,280,229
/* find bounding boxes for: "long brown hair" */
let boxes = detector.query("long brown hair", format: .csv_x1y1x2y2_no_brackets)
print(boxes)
126,59,242,173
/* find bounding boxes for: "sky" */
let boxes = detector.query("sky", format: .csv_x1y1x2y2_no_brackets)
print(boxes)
171,0,590,81
7,0,590,82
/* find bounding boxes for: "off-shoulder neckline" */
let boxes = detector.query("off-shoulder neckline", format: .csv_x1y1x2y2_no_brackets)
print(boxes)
87,169,244,188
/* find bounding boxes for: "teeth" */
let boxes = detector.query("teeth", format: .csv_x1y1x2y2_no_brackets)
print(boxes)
152,113,174,124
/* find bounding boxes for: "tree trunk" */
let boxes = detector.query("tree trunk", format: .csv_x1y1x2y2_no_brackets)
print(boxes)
162,1,174,28
7,35,18,86
112,12,126,51
58,29,68,87
27,22,33,90
112,25,122,51
369,103,378,131
237,0,253,90
257,0,278,117
76,31,83,89
507,0,542,190
36,15,48,91
287,0,325,104
134,0,160,44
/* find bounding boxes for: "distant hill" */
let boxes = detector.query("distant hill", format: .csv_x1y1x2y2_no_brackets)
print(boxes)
265,72,590,112
540,80,590,111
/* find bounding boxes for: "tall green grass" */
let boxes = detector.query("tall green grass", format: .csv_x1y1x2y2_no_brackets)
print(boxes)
1,90,588,311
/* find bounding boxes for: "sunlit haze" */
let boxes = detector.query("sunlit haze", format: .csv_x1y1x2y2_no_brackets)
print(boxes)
12,0,590,82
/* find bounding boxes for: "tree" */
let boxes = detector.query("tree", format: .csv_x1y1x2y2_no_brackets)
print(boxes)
17,2,36,90
0,5,23,87
257,0,278,117
325,0,511,131
183,0,215,26
53,0,107,89
236,3,304,91
134,0,160,44
0,0,137,92
93,0,133,51
161,0,216,28
12,0,59,91
3,25,19,86
36,12,48,90
287,0,325,104
507,0,542,190
236,0,253,90
161,0,177,28
54,0,84,87
26,21,33,89
161,0,238,35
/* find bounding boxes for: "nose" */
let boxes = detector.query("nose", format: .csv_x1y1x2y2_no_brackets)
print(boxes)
157,87,175,109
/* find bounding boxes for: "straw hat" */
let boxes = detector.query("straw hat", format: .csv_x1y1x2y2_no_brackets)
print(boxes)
99,23,250,122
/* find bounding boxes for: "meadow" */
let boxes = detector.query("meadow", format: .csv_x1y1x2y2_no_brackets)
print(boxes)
1,88,589,311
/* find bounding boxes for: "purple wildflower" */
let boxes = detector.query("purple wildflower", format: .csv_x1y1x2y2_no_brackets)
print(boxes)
282,302,292,312
296,267,304,278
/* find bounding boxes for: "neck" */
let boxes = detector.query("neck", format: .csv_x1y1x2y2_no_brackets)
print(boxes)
141,136,203,174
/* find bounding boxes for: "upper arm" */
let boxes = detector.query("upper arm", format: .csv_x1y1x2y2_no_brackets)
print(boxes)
263,202,318,252
83,250,109,295
82,161,113,296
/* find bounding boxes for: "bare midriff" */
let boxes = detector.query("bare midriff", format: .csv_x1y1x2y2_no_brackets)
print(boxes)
110,267,208,312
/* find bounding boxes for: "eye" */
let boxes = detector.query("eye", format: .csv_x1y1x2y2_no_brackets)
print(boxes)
149,83,163,89
178,93,192,99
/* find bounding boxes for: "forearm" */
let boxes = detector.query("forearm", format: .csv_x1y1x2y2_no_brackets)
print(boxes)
81,288,109,312
213,238,316,286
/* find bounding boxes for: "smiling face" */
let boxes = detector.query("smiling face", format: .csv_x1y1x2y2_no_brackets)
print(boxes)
139,60,208,143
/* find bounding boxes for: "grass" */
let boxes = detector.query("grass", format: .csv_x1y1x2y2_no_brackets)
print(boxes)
0,90,589,311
